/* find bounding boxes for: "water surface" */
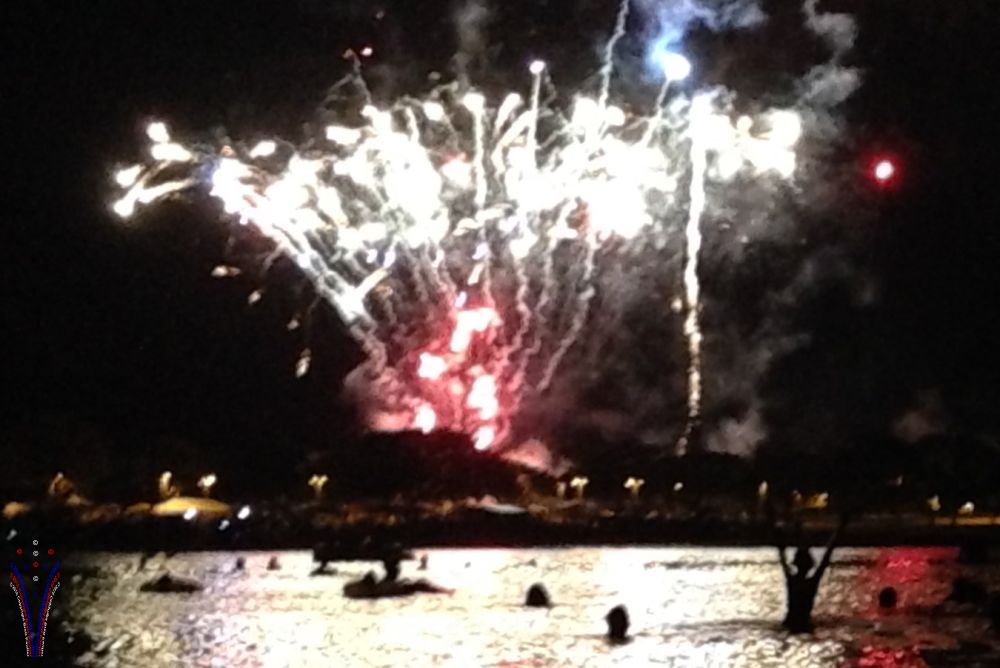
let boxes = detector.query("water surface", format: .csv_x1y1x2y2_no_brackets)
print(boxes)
63,547,1000,667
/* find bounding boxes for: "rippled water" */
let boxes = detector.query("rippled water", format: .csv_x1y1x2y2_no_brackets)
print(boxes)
58,547,1000,667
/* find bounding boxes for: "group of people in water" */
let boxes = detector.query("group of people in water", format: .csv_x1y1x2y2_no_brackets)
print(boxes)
775,512,1000,635
342,554,450,598
137,520,1000,642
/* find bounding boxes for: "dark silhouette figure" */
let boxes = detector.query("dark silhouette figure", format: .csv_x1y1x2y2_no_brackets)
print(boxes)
775,516,846,634
606,605,629,643
234,556,246,572
419,554,429,571
382,556,401,583
267,556,281,571
525,583,551,607
878,587,898,610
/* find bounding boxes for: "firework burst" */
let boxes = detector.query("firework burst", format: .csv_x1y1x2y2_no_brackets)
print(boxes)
111,3,819,457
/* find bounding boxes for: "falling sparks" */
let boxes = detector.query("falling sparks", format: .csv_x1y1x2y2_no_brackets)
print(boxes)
296,349,312,378
449,307,499,354
417,353,447,380
211,265,242,278
467,374,499,421
109,3,814,456
249,140,277,158
473,425,496,451
413,403,437,434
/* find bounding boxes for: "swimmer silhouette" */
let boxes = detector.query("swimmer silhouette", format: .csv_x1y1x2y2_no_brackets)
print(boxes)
878,587,898,610
525,583,550,607
773,512,847,634
605,605,629,643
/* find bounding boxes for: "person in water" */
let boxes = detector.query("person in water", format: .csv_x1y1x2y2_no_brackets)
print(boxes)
382,556,401,584
605,605,630,643
774,513,847,634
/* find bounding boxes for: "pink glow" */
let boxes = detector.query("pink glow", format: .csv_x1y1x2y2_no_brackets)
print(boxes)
412,404,437,434
473,425,496,451
467,374,499,420
417,352,447,380
449,307,499,353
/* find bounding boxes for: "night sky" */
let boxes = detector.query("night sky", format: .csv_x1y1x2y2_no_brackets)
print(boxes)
4,1,1000,497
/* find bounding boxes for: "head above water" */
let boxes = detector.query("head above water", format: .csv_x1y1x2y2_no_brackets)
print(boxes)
878,587,898,609
605,605,629,642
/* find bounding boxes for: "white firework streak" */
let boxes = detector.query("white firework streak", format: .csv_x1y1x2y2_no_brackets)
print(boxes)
597,0,631,114
111,47,804,452
677,94,711,456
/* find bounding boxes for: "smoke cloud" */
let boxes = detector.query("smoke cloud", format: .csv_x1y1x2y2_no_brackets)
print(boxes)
453,0,493,82
893,389,948,444
799,0,860,107
637,0,767,44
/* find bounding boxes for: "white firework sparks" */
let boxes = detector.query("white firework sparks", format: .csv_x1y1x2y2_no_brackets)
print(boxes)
111,6,806,455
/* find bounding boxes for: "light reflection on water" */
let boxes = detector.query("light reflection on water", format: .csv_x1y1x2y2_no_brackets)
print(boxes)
62,547,1000,667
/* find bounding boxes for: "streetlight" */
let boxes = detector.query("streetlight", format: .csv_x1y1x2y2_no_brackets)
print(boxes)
309,474,329,501
158,471,180,500
198,474,218,498
570,476,590,500
624,477,645,501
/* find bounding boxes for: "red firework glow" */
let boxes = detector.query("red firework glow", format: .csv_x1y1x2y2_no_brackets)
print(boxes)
474,425,496,451
417,352,447,380
467,374,499,420
412,404,437,433
410,305,504,451
873,159,895,182
450,307,499,353
868,155,900,188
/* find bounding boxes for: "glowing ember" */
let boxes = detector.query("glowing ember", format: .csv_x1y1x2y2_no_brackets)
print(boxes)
417,353,447,380
413,403,437,433
449,308,499,354
467,374,499,421
873,158,895,183
473,425,496,451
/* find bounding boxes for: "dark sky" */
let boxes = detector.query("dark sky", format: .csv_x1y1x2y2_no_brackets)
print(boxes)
4,1,1000,487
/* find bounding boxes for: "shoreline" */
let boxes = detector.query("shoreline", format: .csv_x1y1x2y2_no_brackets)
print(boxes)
10,511,1000,554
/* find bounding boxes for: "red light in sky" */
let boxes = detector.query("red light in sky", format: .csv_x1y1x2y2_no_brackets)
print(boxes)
870,157,898,186
874,159,895,181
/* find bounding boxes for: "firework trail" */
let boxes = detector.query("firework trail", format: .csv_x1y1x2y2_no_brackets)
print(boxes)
110,10,814,457
676,94,710,456
597,0,631,113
